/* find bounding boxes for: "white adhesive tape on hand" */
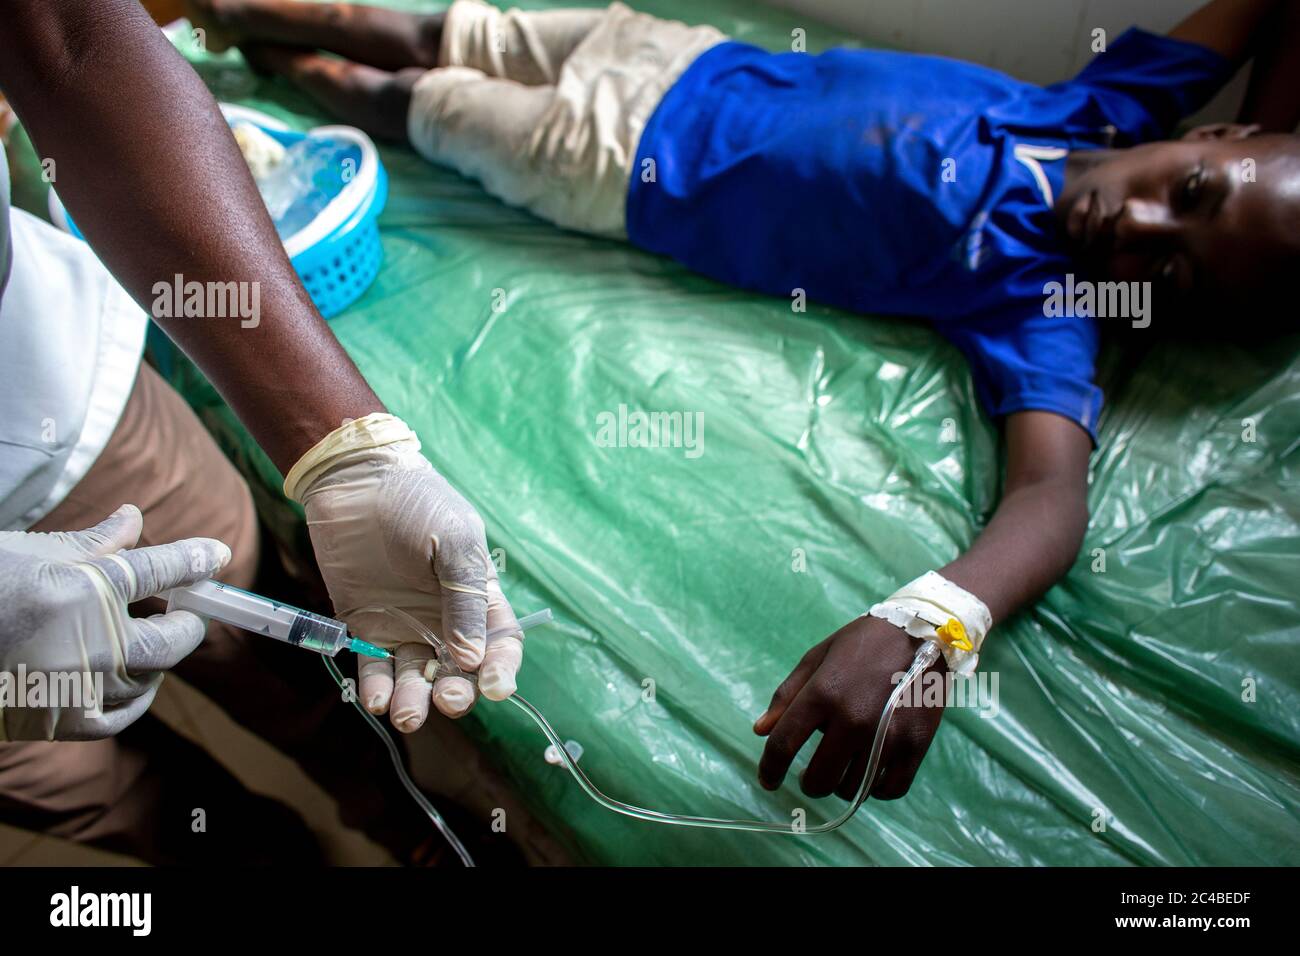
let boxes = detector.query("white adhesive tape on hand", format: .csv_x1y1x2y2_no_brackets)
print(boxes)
867,571,992,675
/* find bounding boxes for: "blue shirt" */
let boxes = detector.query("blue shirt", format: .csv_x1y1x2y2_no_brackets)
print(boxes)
627,29,1232,438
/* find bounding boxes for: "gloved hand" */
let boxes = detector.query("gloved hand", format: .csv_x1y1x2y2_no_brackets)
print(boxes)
0,504,231,741
284,414,523,731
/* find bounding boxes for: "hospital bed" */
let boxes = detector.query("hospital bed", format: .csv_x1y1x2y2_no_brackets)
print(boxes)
18,0,1298,865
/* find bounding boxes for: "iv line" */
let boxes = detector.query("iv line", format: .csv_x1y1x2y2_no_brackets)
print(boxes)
341,603,942,845
322,654,477,867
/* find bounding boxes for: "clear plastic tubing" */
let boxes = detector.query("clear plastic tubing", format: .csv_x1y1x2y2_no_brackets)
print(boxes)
363,604,943,836
164,580,472,864
321,653,477,867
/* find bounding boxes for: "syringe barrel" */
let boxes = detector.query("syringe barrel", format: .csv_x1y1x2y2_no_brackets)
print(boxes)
283,609,350,656
166,579,349,656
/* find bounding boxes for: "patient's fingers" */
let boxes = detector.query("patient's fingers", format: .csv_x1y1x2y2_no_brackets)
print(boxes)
357,652,394,715
835,748,874,802
869,697,944,800
754,639,830,735
389,643,434,733
800,723,859,799
757,685,823,791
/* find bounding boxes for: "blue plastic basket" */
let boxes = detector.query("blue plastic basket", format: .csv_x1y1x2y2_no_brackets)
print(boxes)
49,103,388,319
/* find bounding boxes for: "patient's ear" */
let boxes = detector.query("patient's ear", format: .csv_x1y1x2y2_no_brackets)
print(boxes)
1181,122,1261,142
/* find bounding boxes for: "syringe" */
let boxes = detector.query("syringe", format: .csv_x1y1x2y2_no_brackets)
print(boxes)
166,579,392,660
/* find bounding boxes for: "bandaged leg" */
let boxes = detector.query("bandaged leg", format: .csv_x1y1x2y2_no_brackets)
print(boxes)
440,0,605,85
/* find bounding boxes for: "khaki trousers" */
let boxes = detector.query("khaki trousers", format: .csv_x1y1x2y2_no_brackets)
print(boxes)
0,364,425,863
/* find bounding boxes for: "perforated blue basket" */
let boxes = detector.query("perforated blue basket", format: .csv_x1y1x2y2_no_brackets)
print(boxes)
49,103,388,319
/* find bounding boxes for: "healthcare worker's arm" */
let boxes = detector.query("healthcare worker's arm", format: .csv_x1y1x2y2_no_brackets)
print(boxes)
756,411,1091,799
0,0,523,726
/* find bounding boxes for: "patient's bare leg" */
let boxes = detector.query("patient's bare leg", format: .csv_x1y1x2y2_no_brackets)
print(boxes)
241,43,421,143
188,0,444,70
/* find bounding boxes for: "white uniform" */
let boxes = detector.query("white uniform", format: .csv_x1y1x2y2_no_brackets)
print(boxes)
0,146,147,530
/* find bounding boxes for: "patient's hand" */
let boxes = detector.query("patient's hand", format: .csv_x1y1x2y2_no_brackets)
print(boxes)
754,615,946,801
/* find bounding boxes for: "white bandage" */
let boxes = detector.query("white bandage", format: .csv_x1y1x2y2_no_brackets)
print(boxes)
867,571,992,675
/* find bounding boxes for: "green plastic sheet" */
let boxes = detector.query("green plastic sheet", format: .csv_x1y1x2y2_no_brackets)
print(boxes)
19,0,1298,865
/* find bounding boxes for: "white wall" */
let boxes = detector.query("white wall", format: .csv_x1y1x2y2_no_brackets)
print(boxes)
769,0,1246,123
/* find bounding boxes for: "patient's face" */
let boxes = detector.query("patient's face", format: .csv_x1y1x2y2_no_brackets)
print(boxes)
1056,130,1300,317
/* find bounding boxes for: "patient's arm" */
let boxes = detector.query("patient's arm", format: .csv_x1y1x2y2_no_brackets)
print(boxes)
0,0,383,473
935,411,1091,624
755,411,1091,800
1168,0,1299,132
1237,0,1300,132
1167,0,1279,63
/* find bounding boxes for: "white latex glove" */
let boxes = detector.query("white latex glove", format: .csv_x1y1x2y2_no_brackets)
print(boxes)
0,504,231,741
285,414,523,731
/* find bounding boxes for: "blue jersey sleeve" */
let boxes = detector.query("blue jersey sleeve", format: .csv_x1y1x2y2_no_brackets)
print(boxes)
939,306,1103,441
1056,27,1235,143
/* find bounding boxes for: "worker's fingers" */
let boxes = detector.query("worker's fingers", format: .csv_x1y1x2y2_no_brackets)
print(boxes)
65,504,144,557
357,653,395,715
479,575,523,700
95,663,166,706
75,679,162,738
125,609,207,674
478,632,522,701
91,687,160,738
0,505,143,562
435,575,488,672
754,639,830,736
0,677,159,742
433,544,489,672
88,537,232,604
799,722,862,799
757,688,824,791
389,643,434,733
431,675,476,718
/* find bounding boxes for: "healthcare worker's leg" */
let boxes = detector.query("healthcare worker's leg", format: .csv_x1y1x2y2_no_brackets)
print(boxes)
0,363,321,862
0,718,324,864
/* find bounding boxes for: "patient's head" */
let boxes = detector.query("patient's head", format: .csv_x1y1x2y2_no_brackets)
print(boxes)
1055,126,1300,331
